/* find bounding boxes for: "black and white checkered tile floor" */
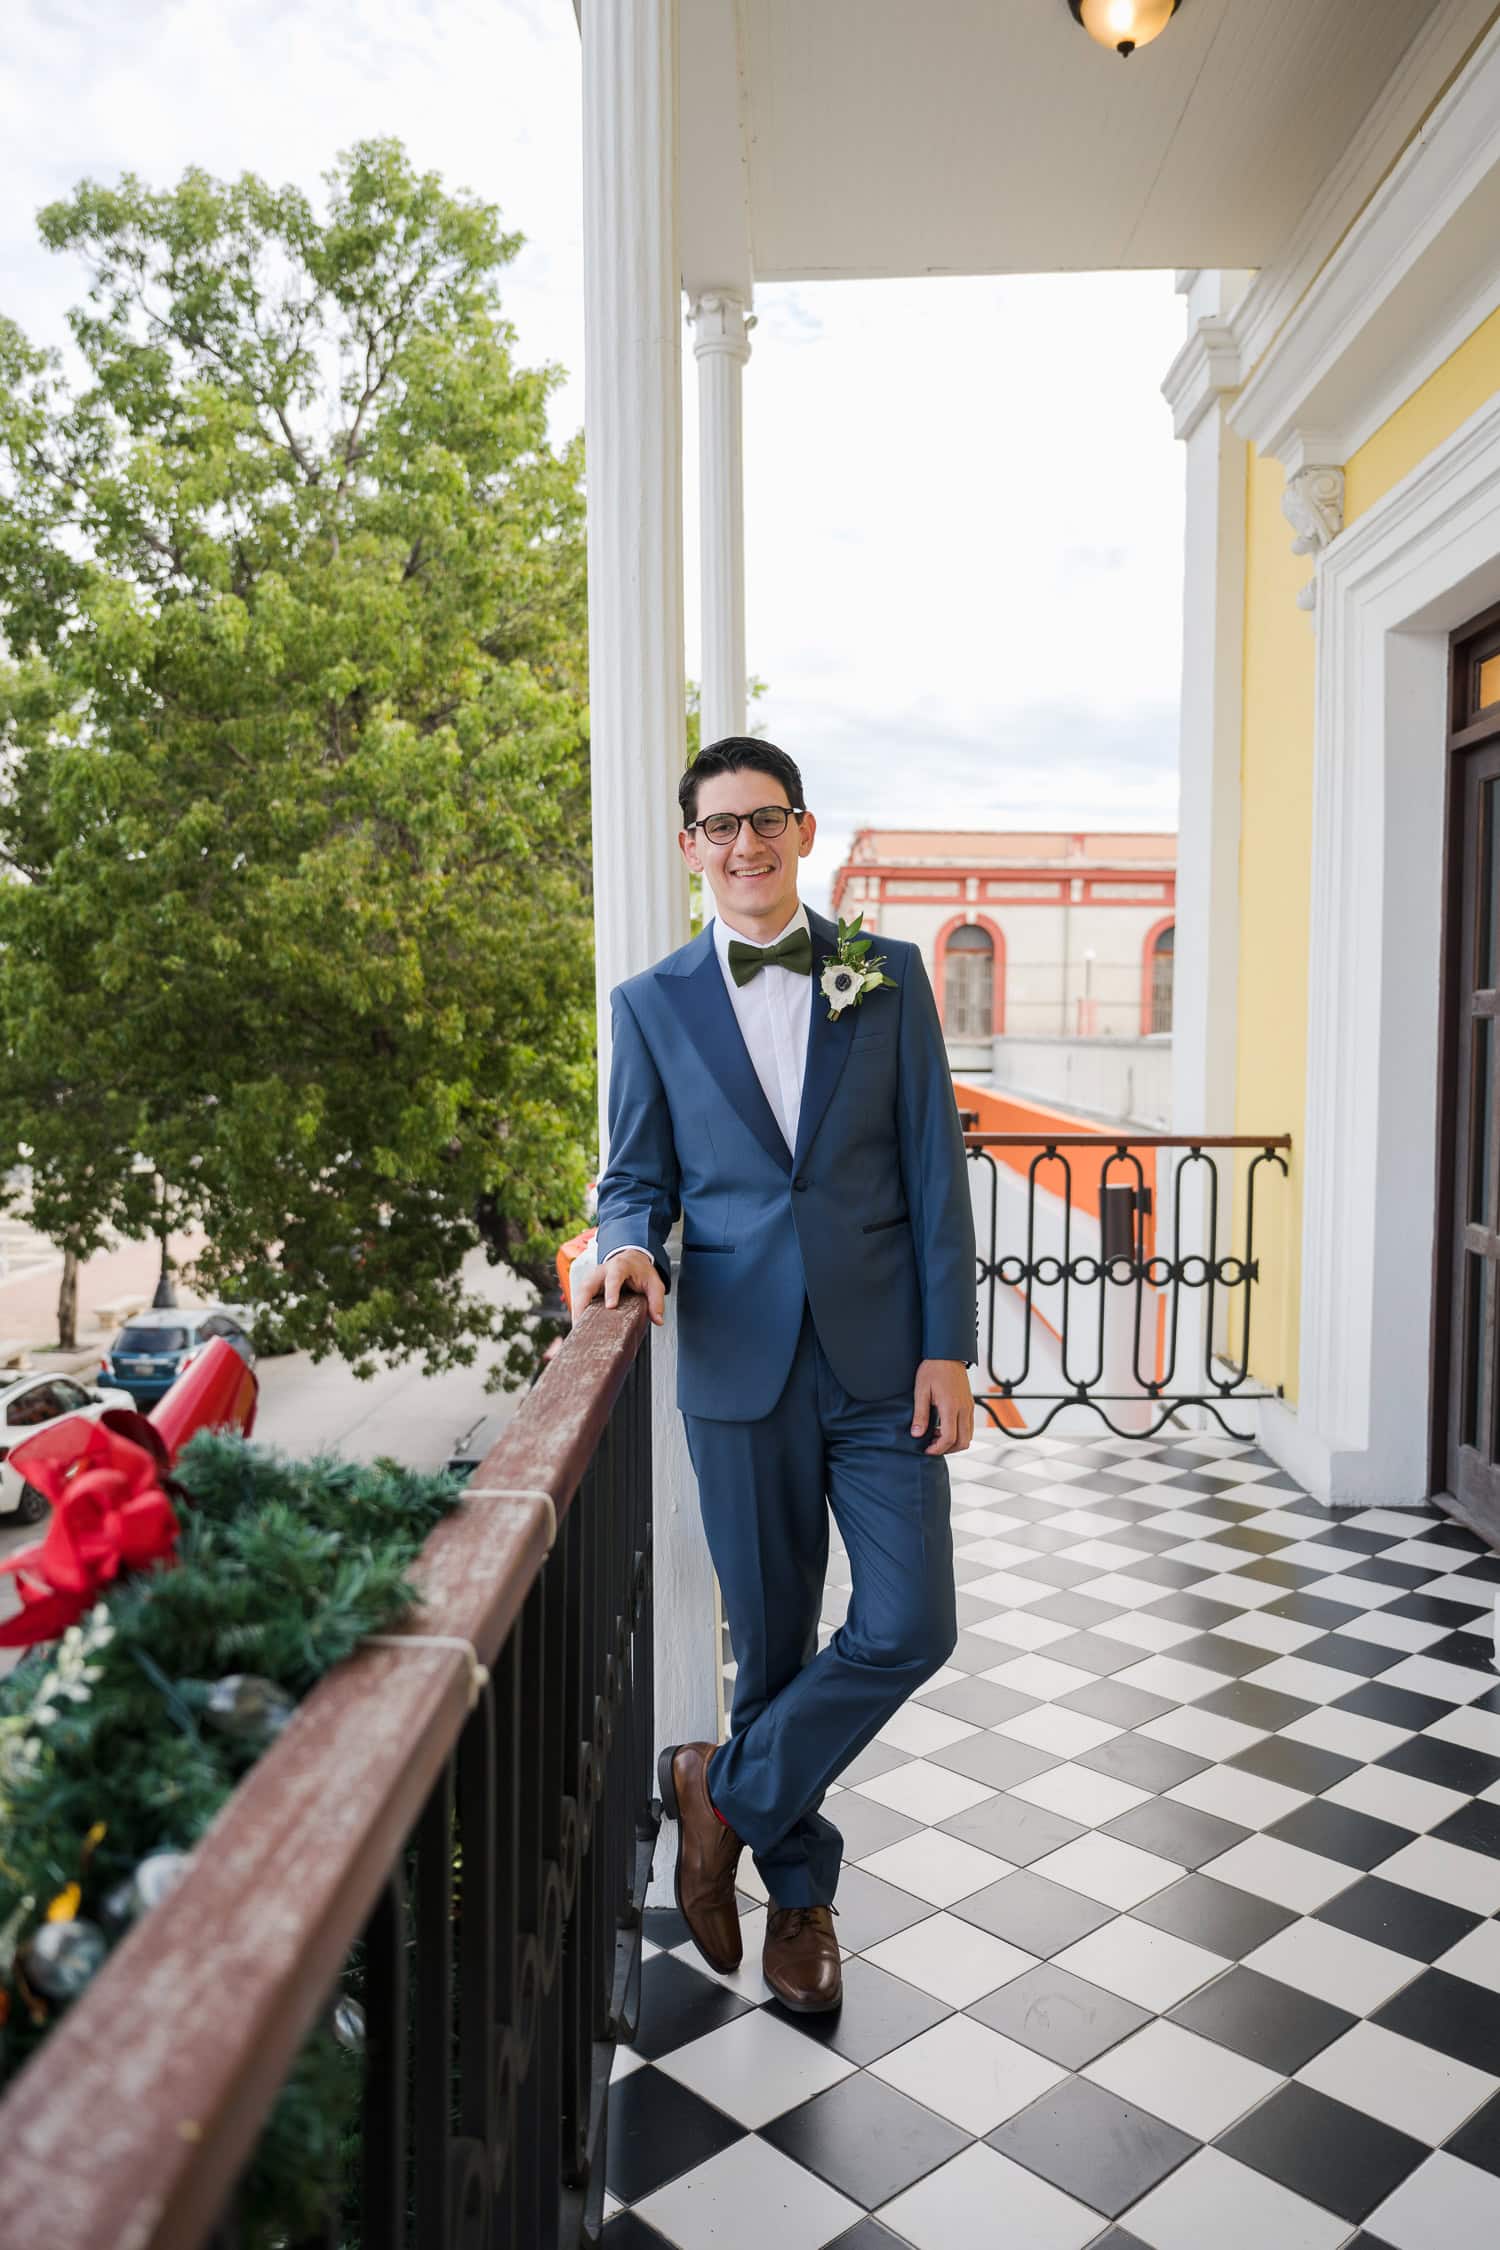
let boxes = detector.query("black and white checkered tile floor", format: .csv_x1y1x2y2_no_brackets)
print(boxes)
604,1428,1500,2250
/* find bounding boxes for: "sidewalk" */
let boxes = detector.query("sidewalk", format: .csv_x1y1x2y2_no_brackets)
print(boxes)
0,1229,207,1360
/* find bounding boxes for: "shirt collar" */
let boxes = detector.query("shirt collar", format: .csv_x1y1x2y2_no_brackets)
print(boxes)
711,898,809,967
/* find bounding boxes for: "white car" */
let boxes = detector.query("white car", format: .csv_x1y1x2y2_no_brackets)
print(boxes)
0,1371,138,1523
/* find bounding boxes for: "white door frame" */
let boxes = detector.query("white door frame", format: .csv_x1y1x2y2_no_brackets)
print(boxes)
1261,391,1500,1504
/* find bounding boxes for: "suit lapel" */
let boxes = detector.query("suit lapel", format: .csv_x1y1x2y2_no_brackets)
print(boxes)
661,927,794,1175
793,910,856,1171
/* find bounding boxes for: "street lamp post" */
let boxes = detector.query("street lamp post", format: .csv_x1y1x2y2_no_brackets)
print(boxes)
150,1172,177,1311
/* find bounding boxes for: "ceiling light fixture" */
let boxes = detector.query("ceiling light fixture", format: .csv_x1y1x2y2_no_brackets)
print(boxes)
1068,0,1181,59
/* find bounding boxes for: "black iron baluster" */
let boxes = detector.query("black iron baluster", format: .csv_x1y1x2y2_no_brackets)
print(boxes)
490,1623,521,2250
560,1461,593,2196
1202,1146,1222,1391
360,1870,409,2250
455,1685,496,2249
414,1760,455,2249
1159,1147,1192,1394
513,1573,547,2246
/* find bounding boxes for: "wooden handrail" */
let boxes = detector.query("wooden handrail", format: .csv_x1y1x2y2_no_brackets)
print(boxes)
0,1294,650,2250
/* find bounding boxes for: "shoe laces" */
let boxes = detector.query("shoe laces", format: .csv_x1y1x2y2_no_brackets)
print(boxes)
770,1903,838,1940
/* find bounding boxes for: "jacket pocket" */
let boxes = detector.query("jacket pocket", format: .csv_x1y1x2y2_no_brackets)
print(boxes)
862,1213,909,1234
682,1241,736,1253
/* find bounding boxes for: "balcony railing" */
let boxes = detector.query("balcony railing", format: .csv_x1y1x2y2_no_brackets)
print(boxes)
963,1130,1291,1441
0,1299,658,2250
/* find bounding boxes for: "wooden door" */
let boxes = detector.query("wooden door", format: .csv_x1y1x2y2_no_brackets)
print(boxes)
1437,606,1500,1529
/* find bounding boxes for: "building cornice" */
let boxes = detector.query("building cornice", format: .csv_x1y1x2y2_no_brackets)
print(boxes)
1161,2,1493,453
1226,0,1495,413
1228,13,1500,471
1164,11,1500,611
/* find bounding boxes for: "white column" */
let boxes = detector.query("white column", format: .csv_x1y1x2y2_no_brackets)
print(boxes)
1165,272,1249,1140
580,0,720,1868
1161,272,1250,1406
583,0,688,1046
688,289,753,743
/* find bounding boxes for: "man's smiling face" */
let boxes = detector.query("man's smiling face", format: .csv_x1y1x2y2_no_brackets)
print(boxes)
680,766,817,938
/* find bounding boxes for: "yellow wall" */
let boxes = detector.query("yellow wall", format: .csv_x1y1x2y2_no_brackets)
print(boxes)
1233,452,1315,1394
1346,305,1500,525
1234,306,1500,1400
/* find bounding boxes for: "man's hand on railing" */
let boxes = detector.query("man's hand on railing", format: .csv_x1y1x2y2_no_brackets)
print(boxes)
573,1247,666,1327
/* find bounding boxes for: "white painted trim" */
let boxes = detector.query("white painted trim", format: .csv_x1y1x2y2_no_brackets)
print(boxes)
1227,0,1497,399
1171,397,1245,1141
1272,389,1500,1505
1231,16,1500,468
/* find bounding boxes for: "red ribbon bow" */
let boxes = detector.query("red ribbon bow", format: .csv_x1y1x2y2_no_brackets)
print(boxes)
0,1422,179,1647
0,1337,257,1649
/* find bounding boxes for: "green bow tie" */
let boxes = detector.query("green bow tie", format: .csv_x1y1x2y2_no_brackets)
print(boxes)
727,926,814,987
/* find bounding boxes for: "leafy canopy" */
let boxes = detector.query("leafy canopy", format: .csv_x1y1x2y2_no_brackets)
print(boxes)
0,140,594,1376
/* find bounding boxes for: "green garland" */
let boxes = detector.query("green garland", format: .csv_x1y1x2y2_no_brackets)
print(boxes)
0,1430,463,2242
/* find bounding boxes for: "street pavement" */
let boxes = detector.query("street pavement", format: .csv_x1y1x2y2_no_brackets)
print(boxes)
250,1249,537,1469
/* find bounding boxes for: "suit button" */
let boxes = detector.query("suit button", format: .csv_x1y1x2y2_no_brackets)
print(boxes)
793,1176,808,1191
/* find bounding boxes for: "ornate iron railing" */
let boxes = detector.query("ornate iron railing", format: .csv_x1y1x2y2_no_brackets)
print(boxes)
0,1300,657,2250
963,1131,1291,1442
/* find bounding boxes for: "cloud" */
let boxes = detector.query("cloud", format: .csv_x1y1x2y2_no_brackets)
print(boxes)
760,699,1178,910
752,288,826,346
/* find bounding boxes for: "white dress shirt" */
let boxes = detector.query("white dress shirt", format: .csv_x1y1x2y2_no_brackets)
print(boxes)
604,900,812,1262
711,900,812,1153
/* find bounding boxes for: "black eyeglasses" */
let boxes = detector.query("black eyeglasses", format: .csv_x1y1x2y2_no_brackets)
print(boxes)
687,804,806,846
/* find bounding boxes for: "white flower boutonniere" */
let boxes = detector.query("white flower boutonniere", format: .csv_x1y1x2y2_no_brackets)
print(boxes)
820,913,895,1021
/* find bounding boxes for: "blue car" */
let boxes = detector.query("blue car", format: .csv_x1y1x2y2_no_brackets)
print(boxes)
101,1306,256,1408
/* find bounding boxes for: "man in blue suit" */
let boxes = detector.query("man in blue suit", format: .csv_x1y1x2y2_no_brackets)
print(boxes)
576,738,976,2012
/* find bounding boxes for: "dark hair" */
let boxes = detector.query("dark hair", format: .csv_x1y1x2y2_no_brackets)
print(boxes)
679,736,806,828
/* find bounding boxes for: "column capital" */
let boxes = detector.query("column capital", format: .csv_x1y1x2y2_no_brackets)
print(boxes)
1161,315,1241,442
688,289,755,363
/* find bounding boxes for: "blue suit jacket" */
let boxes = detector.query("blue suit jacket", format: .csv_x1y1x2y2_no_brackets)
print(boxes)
595,906,978,1421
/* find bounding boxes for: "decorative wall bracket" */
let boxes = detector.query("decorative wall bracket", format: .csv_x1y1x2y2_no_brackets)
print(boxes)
1283,464,1346,612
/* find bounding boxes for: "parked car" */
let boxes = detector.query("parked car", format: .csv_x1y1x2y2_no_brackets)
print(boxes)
100,1306,256,1408
1,1371,138,1522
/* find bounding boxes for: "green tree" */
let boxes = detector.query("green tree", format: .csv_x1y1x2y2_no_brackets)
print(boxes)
0,140,594,1377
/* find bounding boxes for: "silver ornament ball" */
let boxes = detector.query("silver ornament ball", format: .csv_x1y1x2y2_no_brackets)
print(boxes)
204,1674,296,1746
332,1996,366,2053
23,1919,108,2001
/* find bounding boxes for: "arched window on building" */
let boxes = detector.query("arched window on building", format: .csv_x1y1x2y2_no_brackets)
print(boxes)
1149,923,1175,1034
944,923,994,1038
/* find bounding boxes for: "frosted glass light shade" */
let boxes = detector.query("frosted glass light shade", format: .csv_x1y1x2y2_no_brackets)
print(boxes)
1068,0,1181,58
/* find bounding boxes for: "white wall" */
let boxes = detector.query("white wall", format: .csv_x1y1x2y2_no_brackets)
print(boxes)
981,1036,1174,1129
871,896,1172,1037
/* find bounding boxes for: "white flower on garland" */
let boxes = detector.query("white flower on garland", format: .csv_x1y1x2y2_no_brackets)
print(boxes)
1,1604,113,1779
820,913,896,1020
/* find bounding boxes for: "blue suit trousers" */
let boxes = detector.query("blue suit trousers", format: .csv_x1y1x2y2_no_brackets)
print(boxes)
683,1298,958,1908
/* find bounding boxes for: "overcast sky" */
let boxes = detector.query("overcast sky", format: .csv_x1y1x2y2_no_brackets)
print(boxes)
3,0,1187,912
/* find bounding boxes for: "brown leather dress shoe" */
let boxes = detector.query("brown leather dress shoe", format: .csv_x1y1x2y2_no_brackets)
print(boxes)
763,1904,842,2014
657,1742,744,1974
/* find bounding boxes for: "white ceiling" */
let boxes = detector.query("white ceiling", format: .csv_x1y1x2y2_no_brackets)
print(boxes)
679,0,1496,289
